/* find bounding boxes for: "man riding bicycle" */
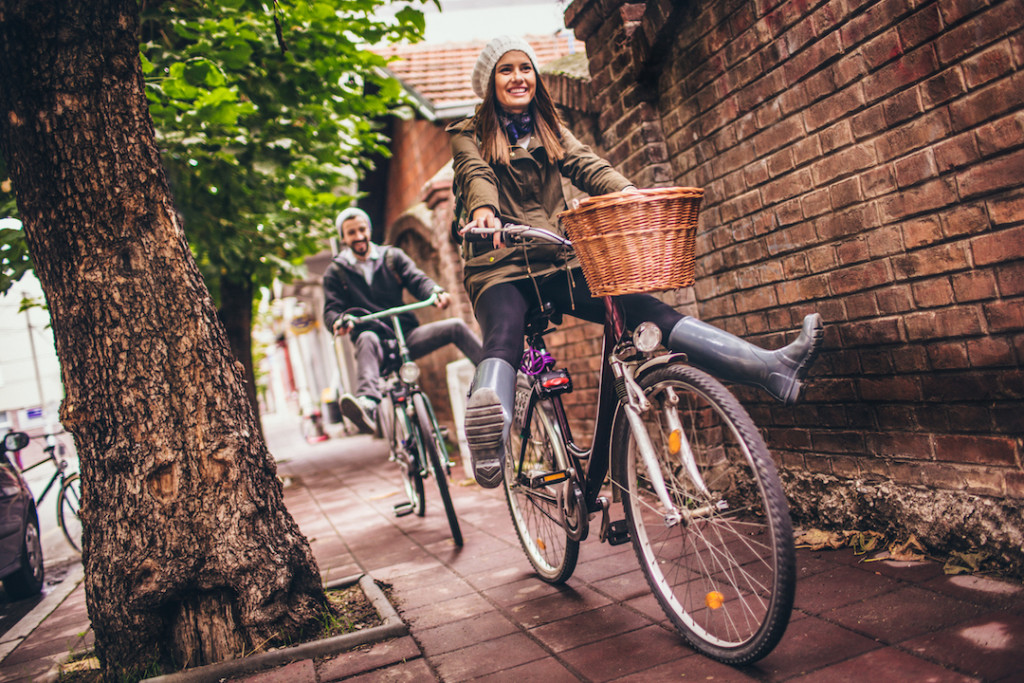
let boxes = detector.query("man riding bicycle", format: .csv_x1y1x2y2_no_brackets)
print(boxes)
323,207,484,433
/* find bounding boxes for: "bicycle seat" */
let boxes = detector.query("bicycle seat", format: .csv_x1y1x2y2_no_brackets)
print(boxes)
525,302,561,337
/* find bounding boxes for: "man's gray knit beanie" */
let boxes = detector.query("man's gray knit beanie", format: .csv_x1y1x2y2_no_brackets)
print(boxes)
335,207,371,238
471,35,540,99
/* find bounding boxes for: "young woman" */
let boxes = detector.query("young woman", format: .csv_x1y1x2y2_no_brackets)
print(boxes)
449,36,824,489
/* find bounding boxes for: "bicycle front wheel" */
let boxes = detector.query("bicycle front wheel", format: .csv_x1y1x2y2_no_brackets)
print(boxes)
58,473,83,553
392,403,425,518
413,393,463,547
613,363,795,664
504,383,579,583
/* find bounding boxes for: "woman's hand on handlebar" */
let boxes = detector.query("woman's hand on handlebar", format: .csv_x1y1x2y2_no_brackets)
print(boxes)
461,206,504,249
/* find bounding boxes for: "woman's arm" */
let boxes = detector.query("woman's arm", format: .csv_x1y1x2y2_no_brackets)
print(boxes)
450,125,502,220
557,126,634,195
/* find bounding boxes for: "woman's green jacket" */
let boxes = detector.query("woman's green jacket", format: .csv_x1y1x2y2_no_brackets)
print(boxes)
448,117,632,306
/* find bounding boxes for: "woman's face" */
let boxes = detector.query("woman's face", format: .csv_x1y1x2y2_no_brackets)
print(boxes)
493,50,535,114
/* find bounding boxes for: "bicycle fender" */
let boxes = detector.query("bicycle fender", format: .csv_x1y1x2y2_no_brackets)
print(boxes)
635,352,688,377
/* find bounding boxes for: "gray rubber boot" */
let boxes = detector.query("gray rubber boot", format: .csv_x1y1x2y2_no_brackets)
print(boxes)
667,313,825,405
465,358,516,489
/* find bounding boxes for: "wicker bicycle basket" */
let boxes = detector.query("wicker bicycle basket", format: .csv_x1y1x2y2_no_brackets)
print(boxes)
559,186,704,297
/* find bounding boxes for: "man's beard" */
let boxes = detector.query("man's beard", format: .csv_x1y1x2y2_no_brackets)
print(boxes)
350,239,369,256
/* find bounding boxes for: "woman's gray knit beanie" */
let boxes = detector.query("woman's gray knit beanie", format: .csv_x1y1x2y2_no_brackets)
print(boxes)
471,35,539,99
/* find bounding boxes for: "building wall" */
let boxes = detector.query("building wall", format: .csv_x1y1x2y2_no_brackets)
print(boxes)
384,0,1024,573
565,0,1024,574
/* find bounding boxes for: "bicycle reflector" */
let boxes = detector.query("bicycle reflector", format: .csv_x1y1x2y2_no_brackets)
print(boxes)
399,361,420,383
633,322,662,353
706,590,725,610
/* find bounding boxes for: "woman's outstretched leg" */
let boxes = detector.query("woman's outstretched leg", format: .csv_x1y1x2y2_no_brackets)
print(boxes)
666,313,825,404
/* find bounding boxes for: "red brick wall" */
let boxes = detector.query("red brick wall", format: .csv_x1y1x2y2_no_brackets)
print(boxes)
566,0,1024,573
383,119,453,229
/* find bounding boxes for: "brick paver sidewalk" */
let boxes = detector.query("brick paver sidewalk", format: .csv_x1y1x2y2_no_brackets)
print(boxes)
2,413,1022,682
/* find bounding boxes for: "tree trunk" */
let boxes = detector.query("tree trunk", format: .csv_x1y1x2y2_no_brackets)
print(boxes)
0,1,325,678
217,274,264,441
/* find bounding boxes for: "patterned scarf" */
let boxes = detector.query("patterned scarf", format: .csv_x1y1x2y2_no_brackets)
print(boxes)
498,108,534,142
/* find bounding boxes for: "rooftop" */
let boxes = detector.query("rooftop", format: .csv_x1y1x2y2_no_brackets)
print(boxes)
374,33,586,119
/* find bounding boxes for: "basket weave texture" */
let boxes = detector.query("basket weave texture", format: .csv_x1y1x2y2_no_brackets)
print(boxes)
559,187,704,297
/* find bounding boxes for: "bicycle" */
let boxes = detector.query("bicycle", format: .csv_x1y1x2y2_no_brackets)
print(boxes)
466,224,796,664
341,293,464,547
18,432,82,554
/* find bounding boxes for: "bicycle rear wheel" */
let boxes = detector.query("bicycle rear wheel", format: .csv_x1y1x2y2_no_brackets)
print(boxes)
504,385,579,583
392,403,425,518
413,393,463,547
58,473,83,553
613,363,795,664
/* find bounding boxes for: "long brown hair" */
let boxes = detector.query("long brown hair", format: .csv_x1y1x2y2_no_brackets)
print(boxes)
470,62,566,166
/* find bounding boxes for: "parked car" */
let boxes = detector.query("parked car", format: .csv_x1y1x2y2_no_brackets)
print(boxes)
0,431,44,599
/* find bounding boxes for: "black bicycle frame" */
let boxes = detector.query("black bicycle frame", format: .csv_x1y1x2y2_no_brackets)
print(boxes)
515,295,628,514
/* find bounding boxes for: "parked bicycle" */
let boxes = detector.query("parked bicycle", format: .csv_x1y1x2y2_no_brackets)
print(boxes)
466,224,796,664
342,293,464,547
18,432,82,554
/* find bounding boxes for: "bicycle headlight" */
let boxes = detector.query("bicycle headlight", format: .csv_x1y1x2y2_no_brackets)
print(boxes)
399,361,420,384
633,322,662,353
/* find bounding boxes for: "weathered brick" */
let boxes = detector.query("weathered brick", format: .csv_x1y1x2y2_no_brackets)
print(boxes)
898,3,944,50
851,101,888,139
963,42,1016,89
865,430,933,458
941,202,989,238
949,72,1024,132
904,306,984,341
976,111,1024,156
967,335,1017,367
912,277,954,308
875,108,952,162
820,120,855,152
831,260,894,294
971,225,1024,266
935,434,1018,466
863,45,939,104
927,340,970,369
984,298,1024,332
996,260,1024,297
866,224,906,259
861,164,897,197
901,215,943,249
958,148,1024,199
952,270,998,302
876,178,958,223
830,176,864,208
811,143,878,185
933,130,979,172
893,148,938,187
936,0,1024,65
919,66,967,110
843,317,904,347
803,83,867,132
817,203,880,241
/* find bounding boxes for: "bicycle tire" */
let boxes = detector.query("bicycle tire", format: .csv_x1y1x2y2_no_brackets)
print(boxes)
58,473,83,554
503,383,579,583
612,363,795,664
413,393,463,547
392,403,426,517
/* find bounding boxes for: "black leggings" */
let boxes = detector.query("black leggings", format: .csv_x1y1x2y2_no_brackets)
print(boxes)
474,274,683,368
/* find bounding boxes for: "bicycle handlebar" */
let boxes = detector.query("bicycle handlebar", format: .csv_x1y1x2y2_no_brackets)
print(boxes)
342,291,440,327
463,224,572,249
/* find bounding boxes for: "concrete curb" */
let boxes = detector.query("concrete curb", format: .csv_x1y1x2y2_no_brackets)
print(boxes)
0,562,85,665
141,573,407,683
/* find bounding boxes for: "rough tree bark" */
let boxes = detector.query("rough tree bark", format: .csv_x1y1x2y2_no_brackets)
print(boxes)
0,0,326,677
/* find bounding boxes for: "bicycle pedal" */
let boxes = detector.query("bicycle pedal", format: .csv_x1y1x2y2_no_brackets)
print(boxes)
606,520,631,546
393,502,415,518
519,470,569,489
